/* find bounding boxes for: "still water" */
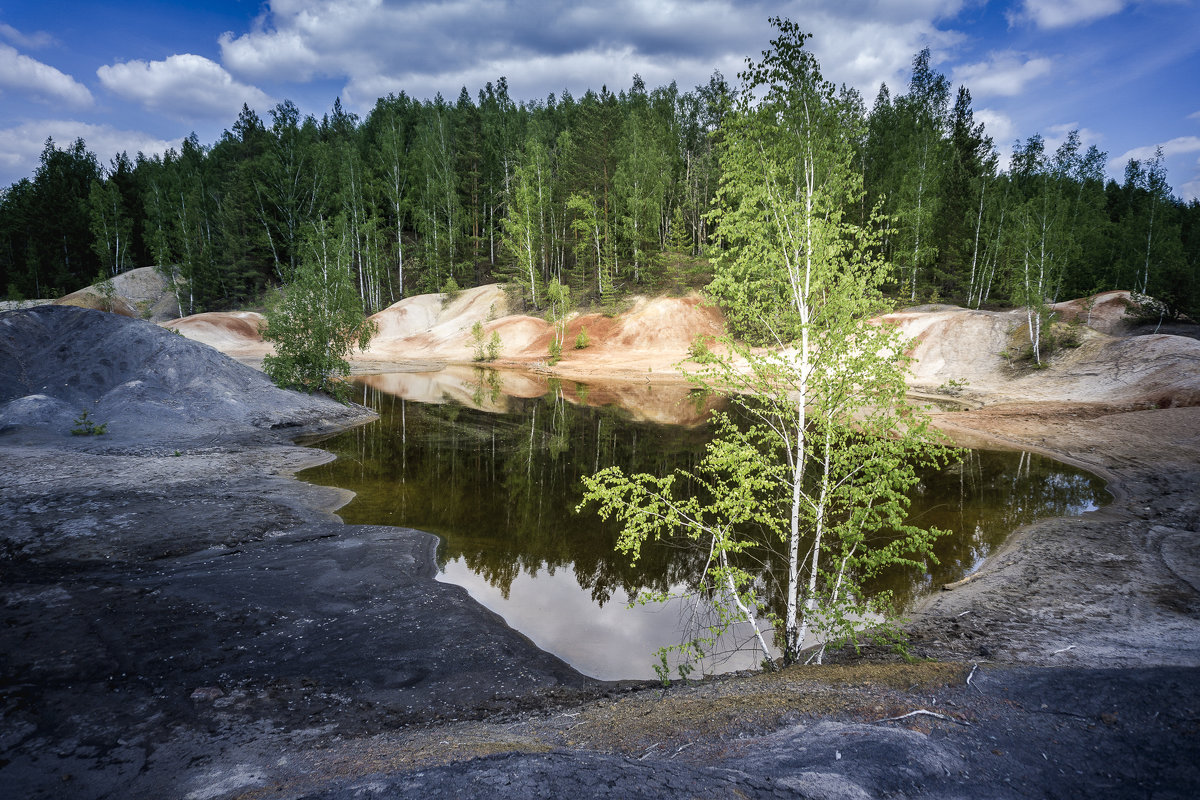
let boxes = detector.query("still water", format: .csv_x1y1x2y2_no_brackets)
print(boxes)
300,368,1108,680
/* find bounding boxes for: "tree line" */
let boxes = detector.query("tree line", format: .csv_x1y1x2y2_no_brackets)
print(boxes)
2,50,1198,322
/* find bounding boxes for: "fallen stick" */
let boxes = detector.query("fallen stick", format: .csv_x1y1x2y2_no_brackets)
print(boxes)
942,572,983,591
670,742,694,759
873,709,970,726
966,662,980,694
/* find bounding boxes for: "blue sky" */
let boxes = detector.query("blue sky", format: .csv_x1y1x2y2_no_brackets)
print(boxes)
2,0,1198,199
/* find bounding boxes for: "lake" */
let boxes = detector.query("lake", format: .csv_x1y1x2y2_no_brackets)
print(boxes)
300,368,1108,680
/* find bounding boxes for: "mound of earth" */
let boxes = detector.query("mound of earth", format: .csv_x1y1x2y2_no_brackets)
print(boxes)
0,304,599,800
360,286,721,377
0,304,368,443
53,266,181,322
885,304,1200,407
164,309,272,360
1051,289,1137,335
368,283,512,360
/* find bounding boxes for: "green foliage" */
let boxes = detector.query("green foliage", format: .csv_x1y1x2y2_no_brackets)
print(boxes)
581,18,957,673
71,409,108,436
2,28,1199,321
574,325,590,349
261,223,377,400
92,271,118,311
545,278,571,363
935,378,969,396
469,320,488,361
469,321,503,362
487,330,503,361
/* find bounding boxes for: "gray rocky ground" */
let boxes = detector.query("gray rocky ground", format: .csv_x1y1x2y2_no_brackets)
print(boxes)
1,305,1198,799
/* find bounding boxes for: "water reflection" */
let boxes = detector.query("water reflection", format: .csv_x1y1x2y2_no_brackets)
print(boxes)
301,370,1108,680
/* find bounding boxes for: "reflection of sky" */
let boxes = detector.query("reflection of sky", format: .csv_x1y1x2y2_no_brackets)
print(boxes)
439,557,769,681
308,381,1110,680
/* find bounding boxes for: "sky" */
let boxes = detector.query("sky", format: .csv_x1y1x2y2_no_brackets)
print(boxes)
2,0,1199,199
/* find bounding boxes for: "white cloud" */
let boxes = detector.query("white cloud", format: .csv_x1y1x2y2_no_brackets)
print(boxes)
1180,176,1200,203
975,108,1016,145
1112,135,1200,167
97,54,272,121
1042,122,1104,156
0,120,177,185
0,22,56,50
807,14,965,98
975,108,1017,166
0,43,93,108
1012,0,1127,29
1189,110,1200,121
951,51,1053,98
216,0,970,110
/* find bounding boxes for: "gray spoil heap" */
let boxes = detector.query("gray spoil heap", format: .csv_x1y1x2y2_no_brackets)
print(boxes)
0,304,367,443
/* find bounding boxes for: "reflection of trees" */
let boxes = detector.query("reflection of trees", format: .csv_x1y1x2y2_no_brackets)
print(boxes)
869,449,1106,609
302,382,1106,611
304,380,714,602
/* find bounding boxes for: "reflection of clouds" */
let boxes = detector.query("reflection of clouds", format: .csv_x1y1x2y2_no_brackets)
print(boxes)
439,558,766,681
317,387,1109,678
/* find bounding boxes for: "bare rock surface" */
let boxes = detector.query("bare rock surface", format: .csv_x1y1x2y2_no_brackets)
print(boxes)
2,300,1199,799
0,306,597,800
53,267,181,322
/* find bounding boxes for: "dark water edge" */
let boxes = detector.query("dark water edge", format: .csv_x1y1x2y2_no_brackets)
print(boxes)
299,372,1108,679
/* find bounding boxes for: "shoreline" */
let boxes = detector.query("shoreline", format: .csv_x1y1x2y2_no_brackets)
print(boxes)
3,305,1197,798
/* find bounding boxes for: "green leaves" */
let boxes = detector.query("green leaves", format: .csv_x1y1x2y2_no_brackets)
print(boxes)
261,219,377,400
579,18,959,672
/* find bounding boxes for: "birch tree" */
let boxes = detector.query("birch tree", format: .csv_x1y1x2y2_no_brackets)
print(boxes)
580,20,951,670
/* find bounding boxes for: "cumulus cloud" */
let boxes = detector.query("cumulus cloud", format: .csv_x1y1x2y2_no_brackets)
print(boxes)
97,54,272,121
1180,175,1200,203
0,43,93,108
0,22,56,50
218,0,968,108
0,119,177,186
1108,137,1200,200
1042,122,1104,156
951,51,1053,98
974,108,1017,166
1012,0,1127,29
1112,136,1200,166
975,108,1016,145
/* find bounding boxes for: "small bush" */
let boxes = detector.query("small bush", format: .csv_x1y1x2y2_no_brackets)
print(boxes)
548,339,562,365
574,326,590,349
935,378,969,397
469,323,503,362
71,410,107,436
469,321,487,361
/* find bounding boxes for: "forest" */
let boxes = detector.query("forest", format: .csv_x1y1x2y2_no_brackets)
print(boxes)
2,50,1198,324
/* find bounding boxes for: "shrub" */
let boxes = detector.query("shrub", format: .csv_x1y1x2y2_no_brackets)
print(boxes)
71,410,107,436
